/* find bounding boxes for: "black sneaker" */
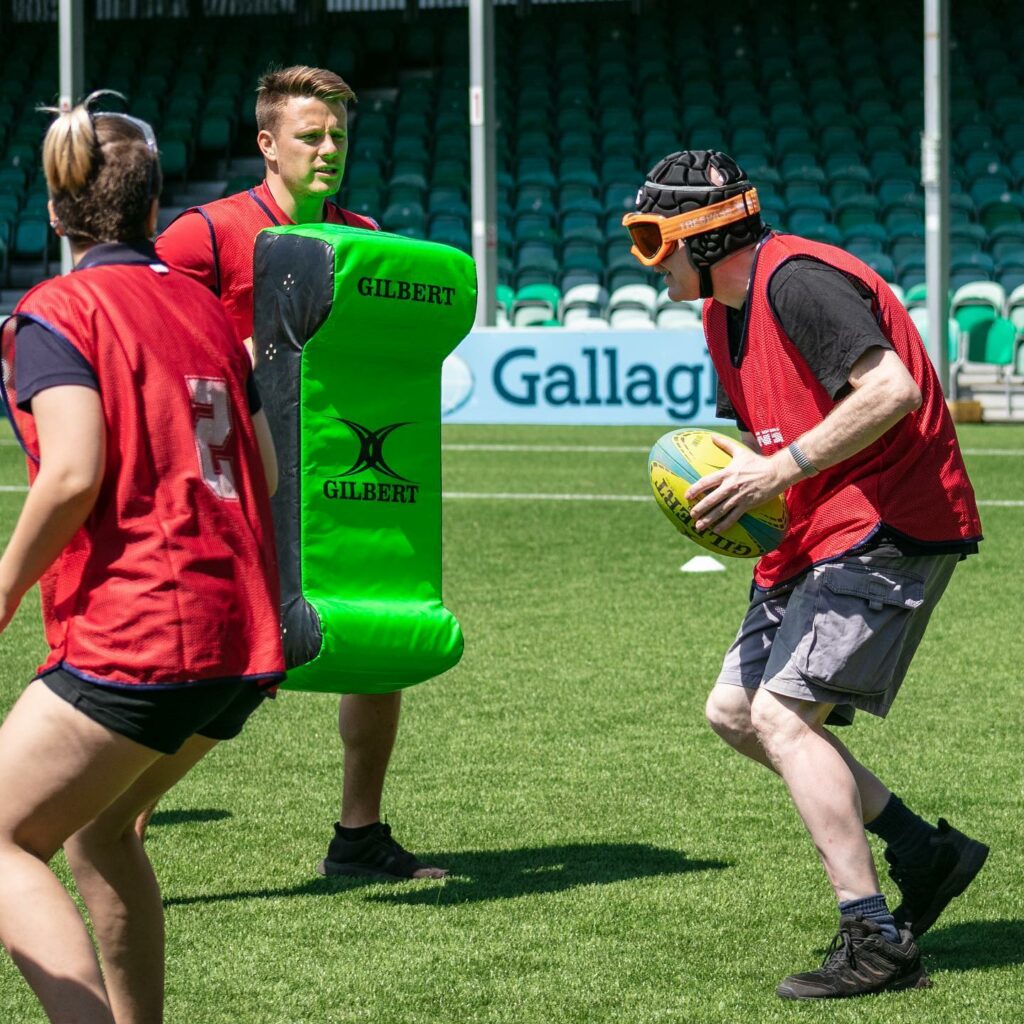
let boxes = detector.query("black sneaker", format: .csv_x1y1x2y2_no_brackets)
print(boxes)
888,818,989,937
316,822,447,881
777,917,931,1000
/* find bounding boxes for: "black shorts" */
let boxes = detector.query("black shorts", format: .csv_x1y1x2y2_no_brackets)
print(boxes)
42,668,274,756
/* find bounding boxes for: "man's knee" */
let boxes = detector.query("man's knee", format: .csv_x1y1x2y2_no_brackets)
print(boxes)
749,688,828,753
705,685,757,749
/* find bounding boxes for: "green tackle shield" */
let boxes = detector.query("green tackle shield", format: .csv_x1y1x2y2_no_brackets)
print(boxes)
252,224,474,693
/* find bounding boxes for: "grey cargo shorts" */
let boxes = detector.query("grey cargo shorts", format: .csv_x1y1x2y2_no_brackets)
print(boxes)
715,549,961,724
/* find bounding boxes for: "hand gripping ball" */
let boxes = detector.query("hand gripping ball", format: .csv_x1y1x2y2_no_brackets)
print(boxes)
648,429,787,558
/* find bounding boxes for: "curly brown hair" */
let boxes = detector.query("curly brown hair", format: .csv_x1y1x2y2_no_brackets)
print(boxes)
42,94,161,244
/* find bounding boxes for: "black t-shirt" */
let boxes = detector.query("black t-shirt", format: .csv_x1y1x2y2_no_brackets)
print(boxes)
715,256,892,428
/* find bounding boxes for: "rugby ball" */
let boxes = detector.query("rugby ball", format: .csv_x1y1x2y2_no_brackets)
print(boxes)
648,429,788,559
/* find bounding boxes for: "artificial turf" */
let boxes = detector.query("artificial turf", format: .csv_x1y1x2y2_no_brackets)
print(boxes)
0,421,1021,1022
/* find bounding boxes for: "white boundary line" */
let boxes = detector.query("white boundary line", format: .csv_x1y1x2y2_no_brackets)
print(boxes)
442,443,1024,457
0,485,1020,506
2,439,1022,455
444,491,1024,507
444,491,649,502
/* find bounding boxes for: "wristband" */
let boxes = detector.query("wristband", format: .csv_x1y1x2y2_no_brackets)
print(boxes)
787,440,818,477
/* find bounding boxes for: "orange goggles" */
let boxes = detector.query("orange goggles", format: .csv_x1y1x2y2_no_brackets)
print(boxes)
622,188,761,266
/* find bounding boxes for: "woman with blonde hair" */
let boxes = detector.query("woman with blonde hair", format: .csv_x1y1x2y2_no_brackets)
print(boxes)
0,94,284,1023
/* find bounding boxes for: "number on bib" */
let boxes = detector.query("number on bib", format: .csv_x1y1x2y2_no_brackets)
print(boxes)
187,376,238,500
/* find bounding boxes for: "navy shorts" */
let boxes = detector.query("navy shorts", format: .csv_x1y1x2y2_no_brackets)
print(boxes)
42,668,274,755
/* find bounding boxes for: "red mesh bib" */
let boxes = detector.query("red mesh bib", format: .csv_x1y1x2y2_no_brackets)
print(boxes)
182,186,377,342
5,265,284,684
704,233,981,587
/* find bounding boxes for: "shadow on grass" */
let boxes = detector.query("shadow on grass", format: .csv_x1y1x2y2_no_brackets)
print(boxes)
922,919,1024,972
164,842,726,908
148,808,232,828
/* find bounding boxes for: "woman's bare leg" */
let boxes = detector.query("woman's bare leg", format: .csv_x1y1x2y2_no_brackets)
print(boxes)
0,681,162,1023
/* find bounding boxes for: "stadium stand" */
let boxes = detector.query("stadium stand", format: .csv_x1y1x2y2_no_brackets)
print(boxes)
1,0,1024,408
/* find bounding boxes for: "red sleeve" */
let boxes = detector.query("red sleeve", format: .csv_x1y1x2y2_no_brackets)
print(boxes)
155,211,218,292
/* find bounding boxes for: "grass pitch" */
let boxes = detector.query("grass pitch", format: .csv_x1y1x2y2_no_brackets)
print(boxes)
0,421,1022,1023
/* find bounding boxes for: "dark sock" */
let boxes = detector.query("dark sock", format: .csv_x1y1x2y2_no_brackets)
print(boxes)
334,821,380,841
840,893,900,942
865,794,936,862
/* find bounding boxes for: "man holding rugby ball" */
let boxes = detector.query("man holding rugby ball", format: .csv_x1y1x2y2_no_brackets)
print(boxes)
623,149,986,999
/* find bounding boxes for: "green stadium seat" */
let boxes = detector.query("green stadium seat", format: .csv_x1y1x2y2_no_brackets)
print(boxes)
559,158,599,191
431,158,468,188
869,152,917,179
559,191,601,217
990,223,1024,259
834,194,881,232
980,197,1024,231
1006,283,1024,331
903,282,929,310
952,281,1004,340
952,314,1018,408
562,241,603,273
345,162,384,189
517,158,556,190
392,137,429,163
560,282,608,326
775,126,813,157
846,239,886,262
811,102,853,129
951,252,995,289
0,166,26,195
13,214,51,270
158,138,188,182
843,222,888,247
608,282,657,328
561,212,602,246
427,189,469,219
381,201,426,234
970,177,1013,207
388,182,427,207
511,283,560,325
428,215,470,251
727,103,764,129
343,190,381,219
802,223,843,246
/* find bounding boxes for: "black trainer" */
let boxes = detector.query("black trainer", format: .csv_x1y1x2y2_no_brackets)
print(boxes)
777,916,931,1000
888,818,989,936
316,822,447,881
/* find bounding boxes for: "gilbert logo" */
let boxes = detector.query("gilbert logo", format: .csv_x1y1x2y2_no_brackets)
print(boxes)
321,419,420,504
357,276,456,306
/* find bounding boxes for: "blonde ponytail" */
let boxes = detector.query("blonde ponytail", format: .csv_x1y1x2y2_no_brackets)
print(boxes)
41,102,98,197
38,91,161,244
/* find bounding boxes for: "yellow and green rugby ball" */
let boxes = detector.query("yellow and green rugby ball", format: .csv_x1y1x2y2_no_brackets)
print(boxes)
648,429,788,558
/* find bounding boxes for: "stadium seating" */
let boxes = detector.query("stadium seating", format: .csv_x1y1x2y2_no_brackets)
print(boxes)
2,0,1024,355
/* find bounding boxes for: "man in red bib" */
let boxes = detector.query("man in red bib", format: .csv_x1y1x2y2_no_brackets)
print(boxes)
624,150,987,999
156,66,445,881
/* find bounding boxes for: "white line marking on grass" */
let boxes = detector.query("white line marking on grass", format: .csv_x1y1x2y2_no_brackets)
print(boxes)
0,484,1020,506
444,443,650,453
444,443,1024,457
444,491,649,502
444,492,1024,508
